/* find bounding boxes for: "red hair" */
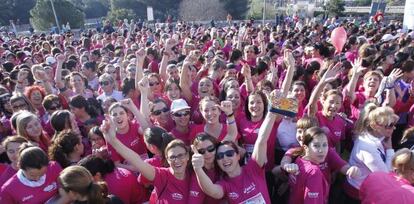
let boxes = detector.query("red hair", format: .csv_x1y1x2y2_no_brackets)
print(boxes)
25,85,46,100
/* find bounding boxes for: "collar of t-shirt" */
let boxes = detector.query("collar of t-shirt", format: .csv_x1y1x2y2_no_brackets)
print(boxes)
17,169,46,187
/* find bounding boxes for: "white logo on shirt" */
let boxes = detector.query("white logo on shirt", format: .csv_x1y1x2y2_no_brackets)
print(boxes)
171,193,183,200
43,182,57,192
307,192,319,198
190,191,199,197
334,131,342,137
243,183,256,194
22,195,34,202
130,139,139,146
253,128,260,134
319,162,328,170
228,192,239,200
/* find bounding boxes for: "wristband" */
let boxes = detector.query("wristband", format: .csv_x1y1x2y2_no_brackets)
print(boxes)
226,112,234,117
385,85,394,89
227,120,236,125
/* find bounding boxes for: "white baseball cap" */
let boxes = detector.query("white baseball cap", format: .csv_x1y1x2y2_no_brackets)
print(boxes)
381,34,398,42
170,99,191,113
45,56,56,65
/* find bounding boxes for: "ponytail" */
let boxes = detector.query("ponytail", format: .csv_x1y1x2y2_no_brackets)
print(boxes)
143,127,174,166
48,130,81,168
78,154,115,177
87,182,106,204
354,102,378,134
355,102,399,135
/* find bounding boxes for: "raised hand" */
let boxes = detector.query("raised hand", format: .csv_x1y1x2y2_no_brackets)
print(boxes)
218,100,233,116
56,54,65,64
36,69,48,81
138,77,149,93
388,68,403,85
120,98,136,110
241,63,251,78
191,145,205,170
283,50,295,68
350,58,367,76
322,62,343,82
100,116,116,143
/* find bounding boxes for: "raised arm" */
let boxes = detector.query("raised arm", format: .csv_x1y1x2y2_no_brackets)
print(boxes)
344,58,366,103
100,117,156,181
54,54,65,89
159,50,171,82
307,63,342,117
381,69,403,107
192,146,224,199
220,101,238,142
134,48,145,90
179,60,194,102
241,63,254,94
120,99,149,135
256,31,266,58
281,50,296,96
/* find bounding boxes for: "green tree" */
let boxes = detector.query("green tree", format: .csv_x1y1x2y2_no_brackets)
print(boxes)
326,0,345,17
30,0,85,31
12,0,36,24
84,0,110,18
220,0,250,19
107,8,136,22
140,0,182,20
110,0,146,19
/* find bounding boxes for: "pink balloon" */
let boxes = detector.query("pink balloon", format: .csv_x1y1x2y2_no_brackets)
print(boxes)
331,27,347,53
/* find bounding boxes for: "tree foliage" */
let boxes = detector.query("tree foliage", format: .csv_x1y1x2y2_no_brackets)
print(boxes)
0,0,14,26
107,8,136,22
220,0,250,20
179,0,227,21
140,0,181,20
84,0,110,18
30,0,85,31
326,0,345,17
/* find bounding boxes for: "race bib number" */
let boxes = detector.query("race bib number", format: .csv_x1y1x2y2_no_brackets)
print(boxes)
239,193,266,204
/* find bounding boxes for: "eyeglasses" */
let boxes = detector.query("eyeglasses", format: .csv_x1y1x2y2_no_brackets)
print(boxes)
48,104,61,110
152,107,170,116
106,71,116,74
197,145,216,155
100,81,110,86
127,67,136,72
245,50,254,53
149,82,160,87
173,111,190,117
167,153,186,161
216,149,236,160
12,103,27,110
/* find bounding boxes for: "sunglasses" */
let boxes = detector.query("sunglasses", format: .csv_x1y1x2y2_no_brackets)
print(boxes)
100,81,110,86
173,111,190,117
48,105,61,111
216,149,236,160
149,82,160,87
245,50,254,53
152,107,170,115
197,145,216,155
127,67,136,72
383,123,396,129
12,103,27,110
106,71,116,74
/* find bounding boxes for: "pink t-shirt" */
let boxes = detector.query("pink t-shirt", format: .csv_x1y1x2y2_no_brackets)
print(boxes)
149,167,191,204
189,124,229,143
188,167,223,204
0,161,62,204
360,172,414,204
170,124,197,146
238,115,279,170
104,167,145,204
315,111,346,148
288,157,329,204
217,159,271,204
285,148,346,186
138,155,163,186
107,121,148,163
0,165,17,187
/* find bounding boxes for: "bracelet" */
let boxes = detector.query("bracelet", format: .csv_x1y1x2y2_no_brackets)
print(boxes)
226,112,234,117
227,120,236,125
385,85,394,89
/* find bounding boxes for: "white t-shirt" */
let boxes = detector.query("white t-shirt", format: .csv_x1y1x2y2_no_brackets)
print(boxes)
97,90,124,102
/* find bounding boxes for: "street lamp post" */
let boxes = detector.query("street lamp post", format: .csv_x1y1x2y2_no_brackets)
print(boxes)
263,0,267,25
50,0,60,33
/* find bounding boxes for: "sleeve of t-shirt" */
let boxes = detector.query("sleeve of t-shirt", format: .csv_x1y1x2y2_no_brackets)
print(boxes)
247,158,265,177
0,188,15,204
152,167,169,194
107,143,122,162
326,149,347,172
303,169,326,204
359,149,390,173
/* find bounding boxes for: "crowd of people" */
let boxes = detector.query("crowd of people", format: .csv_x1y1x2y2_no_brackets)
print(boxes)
0,15,413,204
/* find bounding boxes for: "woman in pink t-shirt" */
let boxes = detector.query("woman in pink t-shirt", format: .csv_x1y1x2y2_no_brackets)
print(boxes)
79,155,146,204
48,130,84,168
188,133,222,203
107,99,150,172
360,148,414,204
0,145,62,203
15,111,51,152
101,118,192,204
287,127,330,204
191,106,283,204
307,63,347,150
188,96,238,143
0,136,28,187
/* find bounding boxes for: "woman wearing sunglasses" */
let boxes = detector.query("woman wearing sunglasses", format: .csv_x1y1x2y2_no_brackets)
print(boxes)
100,118,192,203
188,133,222,203
97,73,124,102
345,103,399,202
191,91,283,203
169,99,195,145
107,99,150,172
